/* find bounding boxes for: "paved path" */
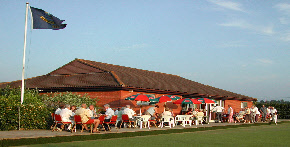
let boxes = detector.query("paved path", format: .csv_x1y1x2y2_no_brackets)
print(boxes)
1,120,288,140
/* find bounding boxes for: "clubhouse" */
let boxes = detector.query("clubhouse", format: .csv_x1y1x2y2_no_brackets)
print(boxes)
0,58,255,121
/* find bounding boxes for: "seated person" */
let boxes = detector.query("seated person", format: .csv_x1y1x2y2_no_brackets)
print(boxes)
70,105,77,117
195,109,205,125
161,107,174,125
192,108,198,116
235,109,245,123
191,108,199,120
116,107,124,128
186,108,193,115
145,105,159,120
233,112,239,123
123,105,136,121
103,104,115,131
59,104,73,130
55,103,65,115
197,109,204,117
162,107,173,117
87,105,97,119
75,104,100,133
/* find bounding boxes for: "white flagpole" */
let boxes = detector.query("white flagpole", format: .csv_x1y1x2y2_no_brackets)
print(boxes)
21,2,29,105
19,2,29,131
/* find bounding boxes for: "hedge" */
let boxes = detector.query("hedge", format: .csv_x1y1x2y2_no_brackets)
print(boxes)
0,87,98,131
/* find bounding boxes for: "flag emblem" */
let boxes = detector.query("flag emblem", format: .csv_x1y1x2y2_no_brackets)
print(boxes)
30,6,66,30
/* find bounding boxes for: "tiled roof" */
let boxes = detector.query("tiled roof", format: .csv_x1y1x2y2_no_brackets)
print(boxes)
0,59,255,100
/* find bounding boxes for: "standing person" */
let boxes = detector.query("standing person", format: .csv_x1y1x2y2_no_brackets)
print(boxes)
271,107,277,116
273,112,278,125
227,105,234,123
244,106,251,123
60,104,73,131
103,104,114,131
123,105,136,121
250,106,256,123
267,106,271,118
213,105,224,123
75,104,100,133
254,106,260,122
260,105,267,122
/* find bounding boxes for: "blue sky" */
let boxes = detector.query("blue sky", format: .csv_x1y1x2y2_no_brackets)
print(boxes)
1,0,289,101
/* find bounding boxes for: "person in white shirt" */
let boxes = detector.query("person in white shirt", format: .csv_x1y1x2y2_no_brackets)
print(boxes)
104,104,115,131
114,108,119,115
60,104,73,130
104,104,114,120
253,106,260,122
123,105,136,121
271,107,277,116
54,104,65,115
162,107,173,117
250,106,256,123
212,105,224,123
267,106,271,118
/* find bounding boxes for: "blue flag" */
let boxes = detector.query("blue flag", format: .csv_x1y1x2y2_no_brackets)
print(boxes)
30,6,67,30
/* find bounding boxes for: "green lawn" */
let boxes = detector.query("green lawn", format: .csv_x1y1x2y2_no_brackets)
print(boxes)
28,123,290,147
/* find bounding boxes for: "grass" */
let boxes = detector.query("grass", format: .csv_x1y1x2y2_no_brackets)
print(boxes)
26,122,290,147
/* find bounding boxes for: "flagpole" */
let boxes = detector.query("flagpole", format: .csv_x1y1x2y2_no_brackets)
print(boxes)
21,2,29,105
19,2,29,130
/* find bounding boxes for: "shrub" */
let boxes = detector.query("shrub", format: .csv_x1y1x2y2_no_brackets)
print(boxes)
0,87,99,131
256,100,290,119
0,87,49,130
41,92,99,112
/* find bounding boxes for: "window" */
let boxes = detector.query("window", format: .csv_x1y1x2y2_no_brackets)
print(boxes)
241,102,247,108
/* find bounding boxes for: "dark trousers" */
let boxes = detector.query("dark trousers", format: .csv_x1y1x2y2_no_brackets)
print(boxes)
255,114,259,122
104,119,110,130
261,113,266,121
216,112,222,122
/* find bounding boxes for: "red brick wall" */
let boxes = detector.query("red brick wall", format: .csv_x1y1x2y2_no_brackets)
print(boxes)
67,91,252,116
73,91,121,108
224,100,253,113
72,91,184,115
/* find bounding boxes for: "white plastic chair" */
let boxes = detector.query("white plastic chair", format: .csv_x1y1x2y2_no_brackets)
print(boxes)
175,115,186,127
161,116,175,128
139,115,151,129
184,115,192,126
196,116,204,125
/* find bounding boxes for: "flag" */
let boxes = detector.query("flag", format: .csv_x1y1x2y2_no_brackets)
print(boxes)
30,6,67,30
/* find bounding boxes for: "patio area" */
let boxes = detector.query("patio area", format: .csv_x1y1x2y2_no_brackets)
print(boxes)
1,120,287,140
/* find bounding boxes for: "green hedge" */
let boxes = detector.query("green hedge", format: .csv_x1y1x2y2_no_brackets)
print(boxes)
256,100,290,119
0,88,49,130
0,87,98,131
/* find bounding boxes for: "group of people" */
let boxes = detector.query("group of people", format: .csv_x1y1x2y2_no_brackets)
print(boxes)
54,103,279,132
54,103,162,131
211,105,278,124
54,103,116,133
